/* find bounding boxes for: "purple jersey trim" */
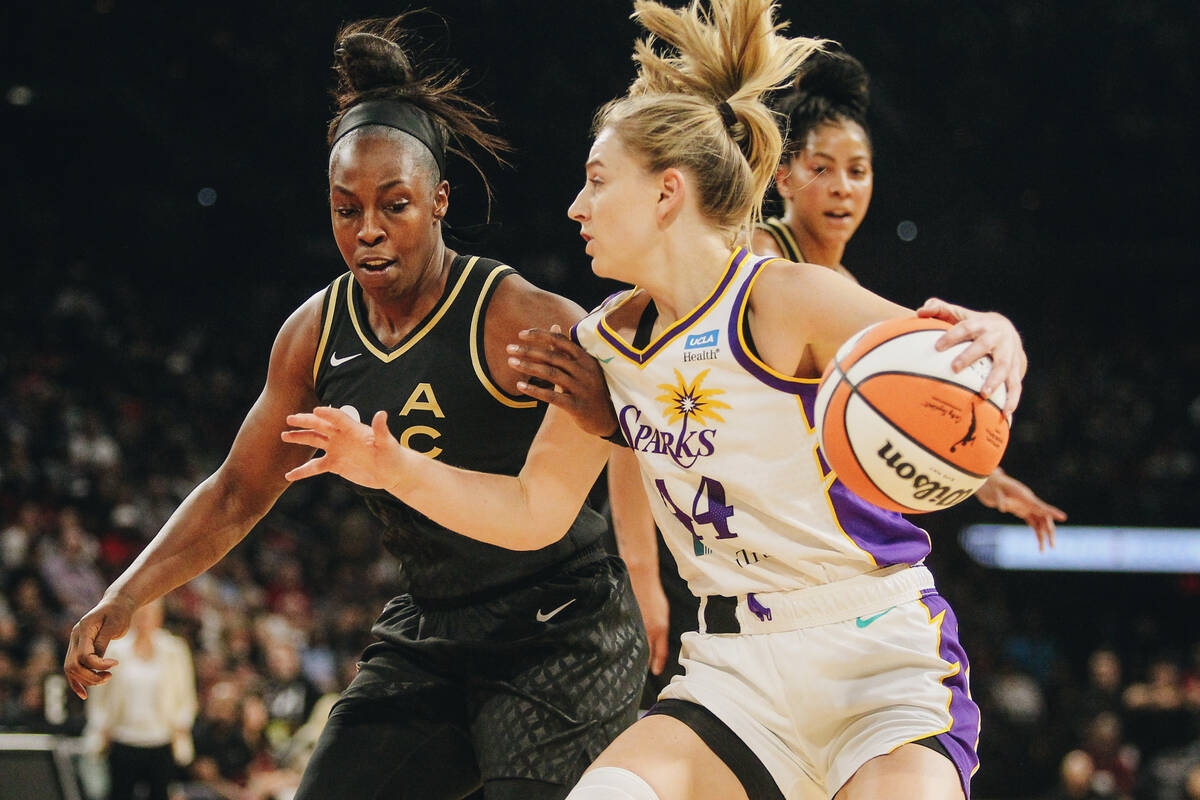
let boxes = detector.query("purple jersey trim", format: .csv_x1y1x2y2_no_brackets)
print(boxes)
727,256,818,394
823,469,932,566
597,248,750,364
918,590,980,799
572,289,630,346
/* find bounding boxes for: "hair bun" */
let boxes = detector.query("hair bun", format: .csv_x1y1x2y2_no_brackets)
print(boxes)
334,32,415,95
793,48,869,118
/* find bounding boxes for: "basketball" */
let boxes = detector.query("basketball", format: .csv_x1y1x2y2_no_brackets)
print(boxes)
814,316,1010,513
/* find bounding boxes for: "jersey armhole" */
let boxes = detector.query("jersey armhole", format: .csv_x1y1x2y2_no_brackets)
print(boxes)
469,266,538,409
727,257,819,395
313,272,350,386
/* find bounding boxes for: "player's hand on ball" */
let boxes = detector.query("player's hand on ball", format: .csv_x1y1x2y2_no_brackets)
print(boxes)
282,407,410,492
917,297,1027,419
507,325,621,438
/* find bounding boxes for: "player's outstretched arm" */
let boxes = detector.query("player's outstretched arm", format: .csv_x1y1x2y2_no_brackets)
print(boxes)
748,262,1027,418
64,297,322,699
974,467,1066,551
283,400,611,551
608,447,670,675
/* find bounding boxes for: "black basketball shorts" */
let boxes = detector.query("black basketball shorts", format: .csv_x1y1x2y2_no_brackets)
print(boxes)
297,551,647,798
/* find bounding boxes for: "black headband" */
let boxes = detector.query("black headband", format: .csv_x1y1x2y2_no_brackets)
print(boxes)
331,99,447,178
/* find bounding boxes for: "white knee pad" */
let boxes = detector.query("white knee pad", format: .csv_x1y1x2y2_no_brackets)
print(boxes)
565,766,661,800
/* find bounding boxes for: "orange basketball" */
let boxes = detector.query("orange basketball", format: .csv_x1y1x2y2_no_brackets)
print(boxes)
813,316,1010,513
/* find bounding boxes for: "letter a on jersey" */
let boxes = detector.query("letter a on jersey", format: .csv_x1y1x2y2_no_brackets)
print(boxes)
400,383,445,418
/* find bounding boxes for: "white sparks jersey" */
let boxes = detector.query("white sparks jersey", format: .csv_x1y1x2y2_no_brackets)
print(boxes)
574,248,931,597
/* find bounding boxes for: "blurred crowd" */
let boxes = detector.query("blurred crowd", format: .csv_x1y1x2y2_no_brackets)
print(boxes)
1,269,1197,800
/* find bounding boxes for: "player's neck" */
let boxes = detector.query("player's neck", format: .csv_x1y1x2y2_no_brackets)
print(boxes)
362,242,455,346
636,227,734,327
781,212,846,270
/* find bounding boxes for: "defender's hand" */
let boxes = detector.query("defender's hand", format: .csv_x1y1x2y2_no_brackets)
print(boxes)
507,325,620,439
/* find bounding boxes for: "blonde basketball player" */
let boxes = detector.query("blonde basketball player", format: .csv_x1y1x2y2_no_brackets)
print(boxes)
281,1,1028,798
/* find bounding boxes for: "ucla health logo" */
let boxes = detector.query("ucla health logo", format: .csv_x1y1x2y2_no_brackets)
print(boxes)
618,368,729,469
683,329,719,363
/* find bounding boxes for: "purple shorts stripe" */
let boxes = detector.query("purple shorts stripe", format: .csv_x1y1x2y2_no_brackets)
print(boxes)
918,590,980,799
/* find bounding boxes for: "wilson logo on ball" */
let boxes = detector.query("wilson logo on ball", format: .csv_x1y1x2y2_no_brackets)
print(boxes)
813,316,1010,514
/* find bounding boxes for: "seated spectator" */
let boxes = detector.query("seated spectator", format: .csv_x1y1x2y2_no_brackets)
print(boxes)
1045,749,1109,800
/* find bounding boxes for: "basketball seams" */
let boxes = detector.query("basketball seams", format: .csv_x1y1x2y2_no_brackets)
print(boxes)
816,316,1009,513
845,388,992,482
854,370,1006,415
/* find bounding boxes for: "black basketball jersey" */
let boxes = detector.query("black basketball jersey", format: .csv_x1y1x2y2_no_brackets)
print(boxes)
757,217,805,262
313,254,605,600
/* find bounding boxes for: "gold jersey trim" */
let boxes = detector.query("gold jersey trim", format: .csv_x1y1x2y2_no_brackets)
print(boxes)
313,272,349,384
347,256,478,362
469,265,538,409
759,217,803,262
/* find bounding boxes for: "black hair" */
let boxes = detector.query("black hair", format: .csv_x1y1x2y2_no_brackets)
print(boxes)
327,13,509,198
774,47,870,160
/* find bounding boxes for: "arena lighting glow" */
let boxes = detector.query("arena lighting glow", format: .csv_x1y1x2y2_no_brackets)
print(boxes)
959,525,1200,573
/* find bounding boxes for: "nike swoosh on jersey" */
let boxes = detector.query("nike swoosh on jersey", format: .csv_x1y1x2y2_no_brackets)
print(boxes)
329,352,362,367
535,598,577,623
598,356,615,363
855,607,896,628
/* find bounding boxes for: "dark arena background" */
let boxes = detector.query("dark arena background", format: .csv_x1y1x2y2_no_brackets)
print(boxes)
2,2,1197,799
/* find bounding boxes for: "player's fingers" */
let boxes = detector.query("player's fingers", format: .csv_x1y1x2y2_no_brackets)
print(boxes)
519,327,574,346
285,411,334,432
280,429,328,448
1002,374,1022,419
284,457,331,482
516,380,576,410
650,629,669,675
510,356,574,388
80,651,118,670
933,318,985,354
916,297,965,322
508,340,582,373
371,410,391,440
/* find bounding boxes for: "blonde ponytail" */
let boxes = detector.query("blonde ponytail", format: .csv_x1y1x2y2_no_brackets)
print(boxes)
597,0,823,237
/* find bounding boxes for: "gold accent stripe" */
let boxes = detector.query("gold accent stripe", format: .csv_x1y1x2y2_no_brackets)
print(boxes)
736,259,820,386
470,265,538,409
312,273,347,384
767,218,804,262
348,257,478,362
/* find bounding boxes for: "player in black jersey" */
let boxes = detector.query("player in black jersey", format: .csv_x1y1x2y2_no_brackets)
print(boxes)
64,15,646,800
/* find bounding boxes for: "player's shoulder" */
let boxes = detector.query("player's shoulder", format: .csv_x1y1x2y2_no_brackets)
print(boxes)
485,264,586,333
281,288,327,341
753,257,835,297
747,258,850,334
267,287,326,382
